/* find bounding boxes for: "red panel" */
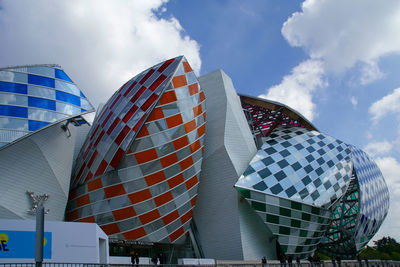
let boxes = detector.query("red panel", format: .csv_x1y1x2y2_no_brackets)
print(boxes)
147,107,164,122
77,194,90,207
157,58,175,73
122,105,138,123
183,61,193,73
180,209,193,224
172,75,187,88
172,135,189,150
129,189,152,204
184,120,196,133
101,111,113,128
88,178,103,192
160,153,178,168
90,125,100,140
87,150,98,169
123,81,137,97
179,156,194,171
113,206,136,221
149,74,167,91
186,175,198,190
145,171,166,186
169,227,184,242
110,94,122,110
159,91,177,105
190,195,197,207
188,83,199,96
134,148,158,164
139,209,161,225
101,223,121,235
94,130,105,147
83,143,93,159
110,148,125,168
107,117,121,135
66,210,78,221
123,227,146,240
139,69,155,84
166,114,183,128
167,173,184,189
115,125,130,145
75,163,87,182
79,216,96,223
141,93,158,111
154,191,173,206
199,91,205,102
162,210,179,225
130,86,146,103
197,124,205,137
189,140,201,153
95,160,108,176
84,171,93,182
104,184,126,198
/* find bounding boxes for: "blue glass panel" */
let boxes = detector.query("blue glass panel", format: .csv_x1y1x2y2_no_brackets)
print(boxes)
28,74,55,88
0,105,28,118
80,91,86,98
0,81,27,94
28,120,50,131
81,108,86,112
55,69,73,83
56,90,80,106
28,97,56,111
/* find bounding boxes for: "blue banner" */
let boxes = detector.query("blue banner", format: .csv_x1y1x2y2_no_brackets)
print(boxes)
0,230,52,259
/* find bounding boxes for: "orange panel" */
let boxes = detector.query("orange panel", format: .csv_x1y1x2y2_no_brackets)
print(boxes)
172,75,187,88
186,175,198,190
136,125,149,138
79,216,95,223
129,189,152,204
179,156,194,171
199,91,205,102
189,140,201,153
160,153,179,168
168,173,184,189
139,209,161,225
66,210,78,221
145,171,166,186
134,148,158,164
183,61,193,73
88,178,103,192
197,124,205,137
104,184,126,198
203,112,206,121
147,107,164,122
77,194,90,207
180,209,193,224
173,135,189,150
188,83,199,96
193,104,203,117
113,206,136,221
169,227,184,242
190,195,197,207
166,114,183,128
184,120,196,133
159,91,177,105
162,210,180,225
154,191,173,206
123,227,147,240
101,223,121,235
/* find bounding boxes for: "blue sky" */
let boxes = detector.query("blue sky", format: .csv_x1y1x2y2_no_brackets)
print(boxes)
0,0,400,243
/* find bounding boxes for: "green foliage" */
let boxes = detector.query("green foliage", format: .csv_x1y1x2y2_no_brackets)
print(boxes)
359,236,400,260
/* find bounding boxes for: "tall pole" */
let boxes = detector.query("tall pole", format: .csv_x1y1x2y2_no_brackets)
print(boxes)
35,205,44,267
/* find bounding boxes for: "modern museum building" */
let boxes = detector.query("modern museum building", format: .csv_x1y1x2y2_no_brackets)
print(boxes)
0,57,390,262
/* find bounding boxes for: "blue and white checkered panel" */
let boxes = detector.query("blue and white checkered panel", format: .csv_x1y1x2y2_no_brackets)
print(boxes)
351,146,389,249
236,126,353,208
0,65,94,146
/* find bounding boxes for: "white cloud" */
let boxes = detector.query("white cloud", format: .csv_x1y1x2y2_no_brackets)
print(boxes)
282,0,400,81
369,88,400,123
364,140,393,157
372,157,400,242
0,0,201,106
350,96,358,108
259,60,326,121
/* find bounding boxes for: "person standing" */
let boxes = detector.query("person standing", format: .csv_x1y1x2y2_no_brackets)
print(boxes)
135,252,139,266
335,256,341,267
130,251,136,265
296,256,301,267
262,256,267,267
288,255,293,267
357,254,362,267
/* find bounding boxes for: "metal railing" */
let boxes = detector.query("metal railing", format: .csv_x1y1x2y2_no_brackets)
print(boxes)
1,262,400,267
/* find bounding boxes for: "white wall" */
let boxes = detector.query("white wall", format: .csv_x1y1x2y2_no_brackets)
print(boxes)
0,219,109,263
